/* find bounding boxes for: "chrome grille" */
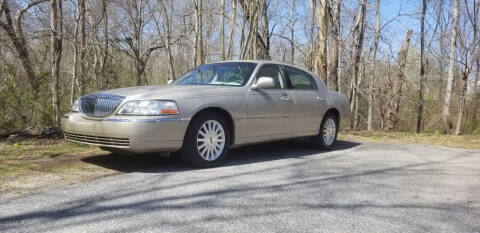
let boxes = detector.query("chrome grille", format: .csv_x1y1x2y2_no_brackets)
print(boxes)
64,132,130,147
79,94,125,117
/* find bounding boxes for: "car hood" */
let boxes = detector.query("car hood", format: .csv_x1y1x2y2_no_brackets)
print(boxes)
99,85,238,100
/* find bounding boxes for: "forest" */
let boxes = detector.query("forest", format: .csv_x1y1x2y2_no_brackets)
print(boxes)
0,0,479,135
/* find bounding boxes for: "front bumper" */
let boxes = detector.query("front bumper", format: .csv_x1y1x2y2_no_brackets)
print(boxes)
61,113,190,153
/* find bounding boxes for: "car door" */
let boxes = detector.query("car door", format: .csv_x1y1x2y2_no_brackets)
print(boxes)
283,65,326,137
247,64,294,142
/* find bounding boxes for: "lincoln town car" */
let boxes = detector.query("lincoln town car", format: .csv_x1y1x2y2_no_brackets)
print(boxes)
61,61,350,167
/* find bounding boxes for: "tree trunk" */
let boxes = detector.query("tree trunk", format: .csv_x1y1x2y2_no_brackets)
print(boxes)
416,0,426,133
307,0,315,71
50,0,63,126
220,0,225,60
455,73,468,135
437,1,445,104
71,1,80,105
257,0,270,60
475,50,480,125
442,0,459,134
158,0,176,80
227,0,236,59
349,0,366,129
289,0,295,64
328,0,340,91
473,1,480,125
78,0,86,95
100,0,109,89
315,0,328,84
386,30,412,130
194,0,203,66
367,0,380,131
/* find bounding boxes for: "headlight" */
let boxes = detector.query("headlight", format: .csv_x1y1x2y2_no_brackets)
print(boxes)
117,100,179,115
72,99,80,112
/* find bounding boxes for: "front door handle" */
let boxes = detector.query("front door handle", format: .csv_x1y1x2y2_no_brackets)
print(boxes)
316,96,326,101
281,96,291,102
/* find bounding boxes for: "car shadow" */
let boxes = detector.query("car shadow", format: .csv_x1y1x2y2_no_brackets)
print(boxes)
81,139,360,173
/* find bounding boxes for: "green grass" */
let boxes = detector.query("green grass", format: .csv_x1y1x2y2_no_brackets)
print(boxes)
0,139,104,187
339,131,480,150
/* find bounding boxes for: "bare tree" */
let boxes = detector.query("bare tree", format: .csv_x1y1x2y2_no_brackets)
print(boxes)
454,0,479,135
367,0,380,131
114,0,165,85
289,0,296,64
436,1,446,103
307,0,315,71
50,0,63,126
366,0,381,131
258,0,270,60
327,0,340,91
442,0,459,133
0,0,48,91
158,0,176,80
349,0,366,129
472,0,480,125
71,0,86,104
100,0,109,89
238,0,269,60
315,0,328,84
416,0,427,133
220,0,225,60
386,30,412,130
194,0,204,66
227,0,236,59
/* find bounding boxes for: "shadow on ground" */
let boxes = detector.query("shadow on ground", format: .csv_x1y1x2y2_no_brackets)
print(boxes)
81,139,360,173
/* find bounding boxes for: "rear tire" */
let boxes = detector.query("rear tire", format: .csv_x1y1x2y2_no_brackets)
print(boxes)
180,112,230,168
312,113,338,150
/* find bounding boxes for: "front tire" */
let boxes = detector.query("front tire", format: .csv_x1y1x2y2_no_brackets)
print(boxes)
180,112,230,168
312,114,338,149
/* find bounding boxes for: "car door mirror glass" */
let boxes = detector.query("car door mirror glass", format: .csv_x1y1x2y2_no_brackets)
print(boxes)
252,77,276,90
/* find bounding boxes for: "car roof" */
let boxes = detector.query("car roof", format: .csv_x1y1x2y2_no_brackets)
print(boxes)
209,59,289,66
208,60,316,75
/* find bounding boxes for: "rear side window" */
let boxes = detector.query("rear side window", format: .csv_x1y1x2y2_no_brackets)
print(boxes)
284,66,318,90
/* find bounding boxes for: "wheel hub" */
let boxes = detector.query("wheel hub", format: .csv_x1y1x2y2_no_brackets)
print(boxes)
196,120,226,161
323,118,336,146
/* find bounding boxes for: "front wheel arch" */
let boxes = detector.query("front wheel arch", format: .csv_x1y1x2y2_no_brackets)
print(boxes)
185,107,235,146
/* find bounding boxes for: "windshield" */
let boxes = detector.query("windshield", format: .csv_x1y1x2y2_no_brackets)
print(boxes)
172,62,256,86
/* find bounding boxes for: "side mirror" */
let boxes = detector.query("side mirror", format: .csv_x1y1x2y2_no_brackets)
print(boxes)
167,79,174,85
251,77,275,90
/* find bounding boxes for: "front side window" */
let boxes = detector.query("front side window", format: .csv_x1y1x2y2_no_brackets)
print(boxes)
173,62,256,86
255,64,287,89
284,66,318,90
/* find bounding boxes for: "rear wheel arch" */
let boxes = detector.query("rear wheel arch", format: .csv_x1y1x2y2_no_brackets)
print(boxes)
324,108,340,125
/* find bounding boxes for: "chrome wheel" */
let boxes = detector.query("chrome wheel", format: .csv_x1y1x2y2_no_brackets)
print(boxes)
323,118,336,146
196,120,226,161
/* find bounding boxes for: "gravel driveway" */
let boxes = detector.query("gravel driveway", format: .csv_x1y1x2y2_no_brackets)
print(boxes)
0,140,479,233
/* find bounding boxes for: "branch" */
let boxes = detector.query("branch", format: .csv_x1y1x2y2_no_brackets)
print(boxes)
141,40,165,62
15,0,48,37
0,0,5,17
